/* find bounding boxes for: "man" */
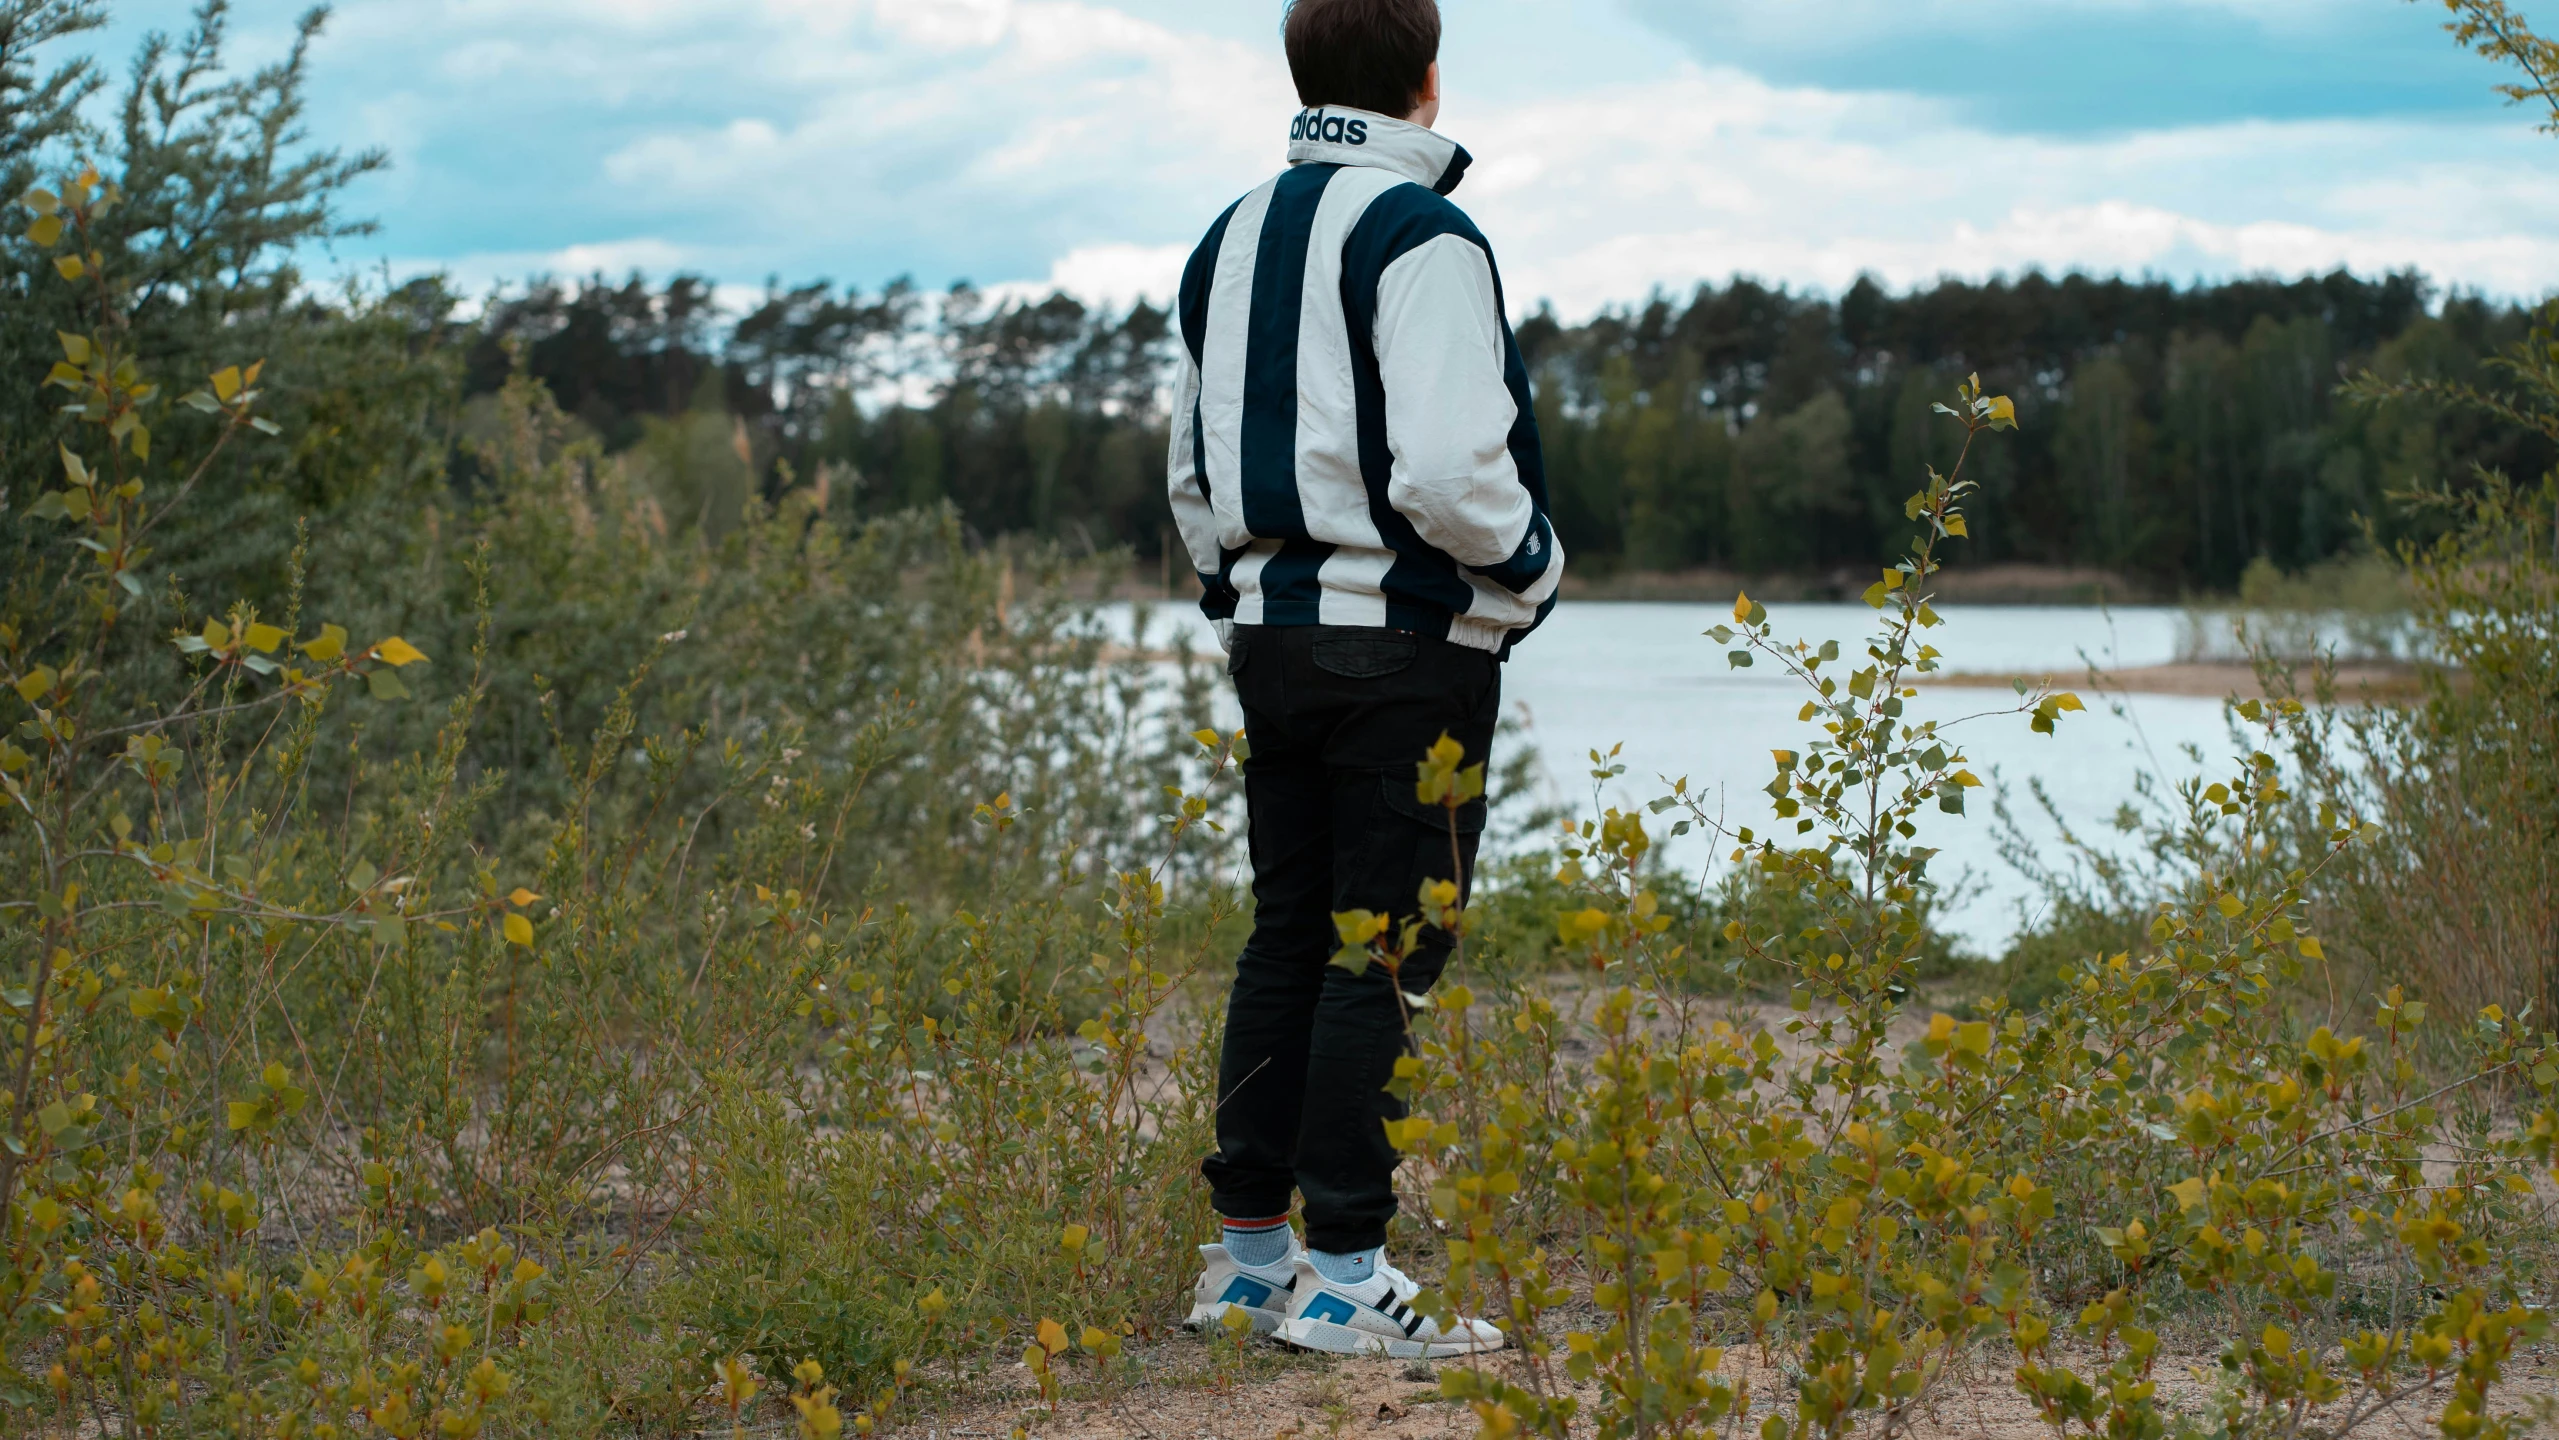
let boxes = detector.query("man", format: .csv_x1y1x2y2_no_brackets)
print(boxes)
1167,0,1561,1359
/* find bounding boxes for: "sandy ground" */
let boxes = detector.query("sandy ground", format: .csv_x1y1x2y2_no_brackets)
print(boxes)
1924,660,2421,700
877,1332,2559,1439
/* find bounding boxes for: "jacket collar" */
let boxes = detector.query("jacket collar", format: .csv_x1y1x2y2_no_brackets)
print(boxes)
1285,106,1473,196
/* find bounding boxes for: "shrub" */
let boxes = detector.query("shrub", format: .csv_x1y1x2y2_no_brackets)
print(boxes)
1380,378,2559,1440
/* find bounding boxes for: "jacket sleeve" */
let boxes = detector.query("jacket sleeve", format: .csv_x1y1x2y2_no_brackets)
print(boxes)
1372,232,1536,569
1164,349,1236,621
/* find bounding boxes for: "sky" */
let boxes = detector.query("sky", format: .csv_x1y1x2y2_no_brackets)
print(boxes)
59,0,2559,319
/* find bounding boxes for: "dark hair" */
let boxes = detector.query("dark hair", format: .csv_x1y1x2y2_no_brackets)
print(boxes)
1283,0,1440,118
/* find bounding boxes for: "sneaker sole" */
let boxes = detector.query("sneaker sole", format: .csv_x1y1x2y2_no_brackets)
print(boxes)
1276,1316,1504,1359
1185,1300,1286,1336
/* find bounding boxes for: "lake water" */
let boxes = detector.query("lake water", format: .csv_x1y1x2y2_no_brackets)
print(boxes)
1096,601,2250,956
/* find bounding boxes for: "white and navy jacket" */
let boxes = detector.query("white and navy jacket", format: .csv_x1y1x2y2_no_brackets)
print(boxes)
1167,106,1562,655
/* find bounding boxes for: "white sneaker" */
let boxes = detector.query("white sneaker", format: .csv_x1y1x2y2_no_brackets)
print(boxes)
1183,1242,1301,1336
1276,1256,1505,1358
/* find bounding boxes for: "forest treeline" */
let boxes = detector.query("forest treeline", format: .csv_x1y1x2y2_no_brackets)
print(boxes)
455,267,2548,592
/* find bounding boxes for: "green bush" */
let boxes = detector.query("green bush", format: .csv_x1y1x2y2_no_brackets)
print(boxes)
0,162,1234,1435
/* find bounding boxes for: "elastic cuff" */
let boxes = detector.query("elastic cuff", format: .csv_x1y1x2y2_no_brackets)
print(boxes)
1301,1219,1390,1254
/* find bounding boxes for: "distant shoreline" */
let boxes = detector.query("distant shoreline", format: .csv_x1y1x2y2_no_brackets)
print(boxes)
1922,661,2424,700
1556,562,2164,607
1110,561,2178,607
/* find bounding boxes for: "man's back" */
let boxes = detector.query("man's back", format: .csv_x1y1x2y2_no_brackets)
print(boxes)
1165,105,1563,655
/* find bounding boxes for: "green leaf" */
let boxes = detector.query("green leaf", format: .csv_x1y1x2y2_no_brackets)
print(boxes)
23,187,60,215
56,331,88,365
36,1101,70,1136
366,668,410,701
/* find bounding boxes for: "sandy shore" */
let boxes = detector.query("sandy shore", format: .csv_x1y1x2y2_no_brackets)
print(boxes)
1925,660,2422,700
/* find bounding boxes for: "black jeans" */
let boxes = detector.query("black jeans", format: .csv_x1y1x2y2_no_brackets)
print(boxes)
1200,623,1499,1254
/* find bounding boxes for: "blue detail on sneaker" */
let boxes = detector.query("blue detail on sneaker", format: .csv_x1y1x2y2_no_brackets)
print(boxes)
1218,1276,1273,1309
1301,1292,1358,1325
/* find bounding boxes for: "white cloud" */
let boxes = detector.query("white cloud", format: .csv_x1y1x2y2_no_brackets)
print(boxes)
390,238,704,296
1033,241,1188,310
284,0,2559,316
1444,66,2559,313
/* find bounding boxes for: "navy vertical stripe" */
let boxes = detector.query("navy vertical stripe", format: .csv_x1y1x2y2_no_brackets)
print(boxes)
1179,198,1242,366
1257,539,1331,624
1339,183,1491,627
1181,199,1243,620
1239,164,1340,540
1241,165,1342,624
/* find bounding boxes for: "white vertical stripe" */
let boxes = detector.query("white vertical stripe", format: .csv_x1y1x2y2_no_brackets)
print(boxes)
1315,548,1392,628
1199,180,1277,552
1229,542,1278,625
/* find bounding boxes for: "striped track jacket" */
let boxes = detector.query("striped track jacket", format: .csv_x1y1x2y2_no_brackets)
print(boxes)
1166,106,1562,655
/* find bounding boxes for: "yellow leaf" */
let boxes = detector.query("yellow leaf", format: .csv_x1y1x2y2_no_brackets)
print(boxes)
2168,1176,2206,1213
203,619,232,650
14,665,55,703
373,636,427,667
1987,395,2017,427
508,887,541,908
1036,1318,1069,1356
27,214,61,247
1951,769,1983,787
55,254,84,281
1943,513,1969,538
1732,590,1752,622
300,624,346,662
2297,936,2325,961
57,331,88,364
212,366,242,402
2054,693,2085,712
243,623,286,654
503,912,533,947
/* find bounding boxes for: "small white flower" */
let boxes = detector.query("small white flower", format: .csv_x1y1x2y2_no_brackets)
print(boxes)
661,629,689,643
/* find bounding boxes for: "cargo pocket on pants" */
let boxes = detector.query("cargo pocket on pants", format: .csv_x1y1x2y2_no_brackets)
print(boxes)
1311,633,1417,680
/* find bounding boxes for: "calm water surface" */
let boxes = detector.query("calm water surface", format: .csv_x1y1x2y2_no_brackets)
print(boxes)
1099,601,2248,955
